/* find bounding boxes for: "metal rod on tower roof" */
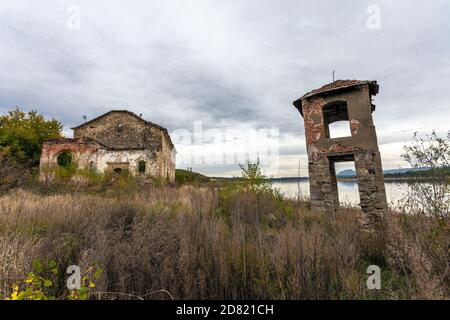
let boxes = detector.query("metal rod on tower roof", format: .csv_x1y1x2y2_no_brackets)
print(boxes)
332,70,335,82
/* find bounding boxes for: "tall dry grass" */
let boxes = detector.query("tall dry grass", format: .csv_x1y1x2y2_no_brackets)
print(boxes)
0,185,448,300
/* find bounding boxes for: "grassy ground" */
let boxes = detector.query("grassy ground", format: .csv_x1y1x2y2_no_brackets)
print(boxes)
0,174,448,300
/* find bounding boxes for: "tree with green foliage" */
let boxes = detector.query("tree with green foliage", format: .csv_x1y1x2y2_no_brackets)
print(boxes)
239,158,274,193
401,130,450,218
0,108,62,167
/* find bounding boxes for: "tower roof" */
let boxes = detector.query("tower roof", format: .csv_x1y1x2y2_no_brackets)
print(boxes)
293,80,379,116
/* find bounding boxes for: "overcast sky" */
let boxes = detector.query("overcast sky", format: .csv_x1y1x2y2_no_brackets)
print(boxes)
1,1,449,177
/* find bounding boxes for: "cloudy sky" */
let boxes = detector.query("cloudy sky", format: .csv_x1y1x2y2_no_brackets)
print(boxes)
1,0,449,177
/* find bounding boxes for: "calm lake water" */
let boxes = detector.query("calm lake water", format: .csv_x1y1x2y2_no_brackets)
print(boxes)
272,180,409,207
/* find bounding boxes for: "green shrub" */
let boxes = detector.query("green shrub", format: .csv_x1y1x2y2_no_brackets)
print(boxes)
2,259,103,300
0,108,62,167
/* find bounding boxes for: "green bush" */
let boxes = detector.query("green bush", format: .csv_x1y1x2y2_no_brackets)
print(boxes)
0,108,62,167
3,259,103,300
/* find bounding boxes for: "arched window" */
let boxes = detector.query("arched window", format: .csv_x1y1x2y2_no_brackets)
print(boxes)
322,101,351,139
89,161,97,171
138,161,146,173
57,151,72,167
113,168,123,174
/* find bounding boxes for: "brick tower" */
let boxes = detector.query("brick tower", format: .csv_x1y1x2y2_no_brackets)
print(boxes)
293,80,387,228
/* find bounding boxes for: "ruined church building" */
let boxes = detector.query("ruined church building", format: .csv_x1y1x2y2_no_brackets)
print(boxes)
40,110,176,182
39,79,387,228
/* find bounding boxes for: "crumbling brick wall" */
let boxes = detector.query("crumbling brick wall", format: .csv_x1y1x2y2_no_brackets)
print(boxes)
73,111,161,151
40,111,176,182
39,138,101,180
294,80,387,229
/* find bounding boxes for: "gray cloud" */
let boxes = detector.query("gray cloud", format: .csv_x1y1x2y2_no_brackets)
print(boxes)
1,0,450,176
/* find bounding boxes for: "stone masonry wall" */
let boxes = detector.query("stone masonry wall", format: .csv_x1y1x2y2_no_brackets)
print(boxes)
73,112,161,151
40,111,176,182
301,83,387,229
40,139,100,168
73,111,176,182
39,138,100,180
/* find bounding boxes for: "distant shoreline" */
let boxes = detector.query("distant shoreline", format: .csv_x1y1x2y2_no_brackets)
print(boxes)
272,176,445,182
211,176,445,182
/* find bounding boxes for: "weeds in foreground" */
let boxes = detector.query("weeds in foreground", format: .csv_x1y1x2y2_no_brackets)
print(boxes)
3,259,103,300
0,160,448,300
0,186,448,300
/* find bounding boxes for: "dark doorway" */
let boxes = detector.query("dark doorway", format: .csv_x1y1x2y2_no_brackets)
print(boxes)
138,161,146,173
89,161,97,171
113,168,123,174
57,151,72,167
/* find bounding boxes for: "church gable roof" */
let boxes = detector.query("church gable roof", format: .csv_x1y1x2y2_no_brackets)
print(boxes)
71,110,174,149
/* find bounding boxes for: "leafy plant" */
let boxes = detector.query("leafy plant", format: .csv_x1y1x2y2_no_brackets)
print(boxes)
4,260,59,300
68,266,104,300
2,260,103,300
401,130,450,218
238,158,273,193
0,108,62,167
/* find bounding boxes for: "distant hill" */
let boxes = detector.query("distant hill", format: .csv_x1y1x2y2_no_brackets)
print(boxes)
175,169,210,184
337,167,441,178
384,168,417,175
208,167,449,182
269,176,309,182
337,169,357,177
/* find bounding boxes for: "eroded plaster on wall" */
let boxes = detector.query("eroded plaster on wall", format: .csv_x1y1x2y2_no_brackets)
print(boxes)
40,111,176,182
294,80,387,230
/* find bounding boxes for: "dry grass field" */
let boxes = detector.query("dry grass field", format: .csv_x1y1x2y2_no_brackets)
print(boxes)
0,180,448,300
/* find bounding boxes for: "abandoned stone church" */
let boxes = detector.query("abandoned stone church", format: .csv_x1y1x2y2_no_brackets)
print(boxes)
40,110,176,182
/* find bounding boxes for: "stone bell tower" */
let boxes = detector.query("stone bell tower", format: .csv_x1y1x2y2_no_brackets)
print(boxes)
293,80,387,229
